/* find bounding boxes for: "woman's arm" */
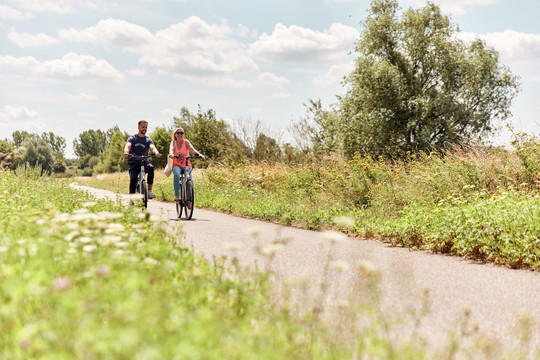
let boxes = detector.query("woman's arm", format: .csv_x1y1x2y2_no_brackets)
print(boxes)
186,140,205,159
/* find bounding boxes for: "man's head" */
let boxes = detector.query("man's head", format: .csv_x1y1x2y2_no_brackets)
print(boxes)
138,120,148,136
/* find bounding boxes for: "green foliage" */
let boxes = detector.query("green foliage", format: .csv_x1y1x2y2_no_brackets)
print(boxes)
41,131,66,156
335,0,520,158
12,130,35,147
94,129,130,174
253,133,282,162
0,139,14,154
16,137,56,175
73,129,107,159
149,126,171,168
173,106,251,165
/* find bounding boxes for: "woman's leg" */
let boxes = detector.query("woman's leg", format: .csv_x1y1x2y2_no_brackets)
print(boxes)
185,167,194,184
172,166,181,197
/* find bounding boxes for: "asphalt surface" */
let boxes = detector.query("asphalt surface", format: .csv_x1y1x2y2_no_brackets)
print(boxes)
73,185,540,356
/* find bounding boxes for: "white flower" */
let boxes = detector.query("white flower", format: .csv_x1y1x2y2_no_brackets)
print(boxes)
82,202,97,208
126,194,144,201
144,257,158,265
333,216,355,228
330,260,350,271
244,226,261,237
261,244,282,257
356,260,379,276
224,241,242,251
0,246,8,253
100,235,122,246
321,230,347,244
82,244,97,253
78,237,93,244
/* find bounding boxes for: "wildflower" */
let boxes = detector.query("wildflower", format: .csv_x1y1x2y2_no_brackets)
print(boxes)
73,208,89,215
82,202,97,208
0,246,8,253
126,194,144,201
53,276,71,291
224,241,242,251
100,235,122,246
96,264,110,276
357,260,379,276
82,244,97,253
144,258,159,265
333,216,355,229
261,244,282,257
330,260,350,271
244,226,262,237
321,230,347,244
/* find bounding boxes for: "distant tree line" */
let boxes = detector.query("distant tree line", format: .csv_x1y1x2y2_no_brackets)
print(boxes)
0,0,520,175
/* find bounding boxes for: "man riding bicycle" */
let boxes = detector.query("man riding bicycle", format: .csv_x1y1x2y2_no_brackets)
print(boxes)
123,120,161,198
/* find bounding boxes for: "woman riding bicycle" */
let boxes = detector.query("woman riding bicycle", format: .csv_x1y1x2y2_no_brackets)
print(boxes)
169,128,205,201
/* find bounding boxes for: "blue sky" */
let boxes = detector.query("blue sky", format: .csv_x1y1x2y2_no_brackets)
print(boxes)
1,0,539,157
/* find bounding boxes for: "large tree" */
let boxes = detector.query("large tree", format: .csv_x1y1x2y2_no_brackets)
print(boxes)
73,129,107,159
173,106,250,164
338,0,520,158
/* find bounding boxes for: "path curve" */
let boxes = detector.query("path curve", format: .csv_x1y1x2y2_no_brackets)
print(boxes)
74,185,540,355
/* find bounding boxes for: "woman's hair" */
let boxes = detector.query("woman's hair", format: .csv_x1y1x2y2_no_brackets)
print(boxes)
171,128,184,142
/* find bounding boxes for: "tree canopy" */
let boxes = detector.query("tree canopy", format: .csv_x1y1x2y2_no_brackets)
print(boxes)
336,0,520,158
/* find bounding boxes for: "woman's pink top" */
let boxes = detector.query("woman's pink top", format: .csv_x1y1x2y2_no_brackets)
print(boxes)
172,140,192,168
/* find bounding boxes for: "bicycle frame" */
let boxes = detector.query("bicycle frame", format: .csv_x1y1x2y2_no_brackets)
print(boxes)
172,155,201,220
128,154,156,208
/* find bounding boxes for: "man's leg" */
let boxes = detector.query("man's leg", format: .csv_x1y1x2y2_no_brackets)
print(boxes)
146,163,155,190
128,166,138,194
146,163,156,198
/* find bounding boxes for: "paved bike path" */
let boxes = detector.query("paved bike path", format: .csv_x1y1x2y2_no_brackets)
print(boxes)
73,185,540,354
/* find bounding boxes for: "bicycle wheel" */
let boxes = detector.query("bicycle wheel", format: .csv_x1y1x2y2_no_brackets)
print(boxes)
176,198,183,218
141,180,148,208
185,180,194,220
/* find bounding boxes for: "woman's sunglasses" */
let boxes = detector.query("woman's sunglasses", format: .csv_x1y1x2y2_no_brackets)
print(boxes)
176,132,184,135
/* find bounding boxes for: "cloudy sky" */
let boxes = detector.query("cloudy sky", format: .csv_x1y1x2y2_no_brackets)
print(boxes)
1,0,539,157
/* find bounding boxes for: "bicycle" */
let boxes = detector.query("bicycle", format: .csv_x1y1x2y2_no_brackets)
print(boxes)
172,154,201,220
128,154,156,208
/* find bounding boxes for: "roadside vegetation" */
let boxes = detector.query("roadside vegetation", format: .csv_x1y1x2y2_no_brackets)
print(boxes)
75,133,540,271
3,166,537,359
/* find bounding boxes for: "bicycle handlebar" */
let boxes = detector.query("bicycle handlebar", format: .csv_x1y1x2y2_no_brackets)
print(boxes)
128,154,157,159
172,154,202,159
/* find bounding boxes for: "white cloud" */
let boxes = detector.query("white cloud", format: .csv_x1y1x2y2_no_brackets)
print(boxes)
0,105,47,135
313,61,354,87
459,30,540,64
249,23,359,63
0,5,33,20
406,0,498,14
7,29,59,48
59,18,154,49
5,0,73,14
59,16,259,81
257,72,290,86
106,106,124,112
67,92,98,101
271,93,292,98
0,53,123,80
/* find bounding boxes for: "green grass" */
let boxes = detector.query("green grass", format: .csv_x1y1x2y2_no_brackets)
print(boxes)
2,167,436,359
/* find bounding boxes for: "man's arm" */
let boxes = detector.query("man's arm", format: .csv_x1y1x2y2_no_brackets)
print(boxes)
150,144,161,157
123,141,132,158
